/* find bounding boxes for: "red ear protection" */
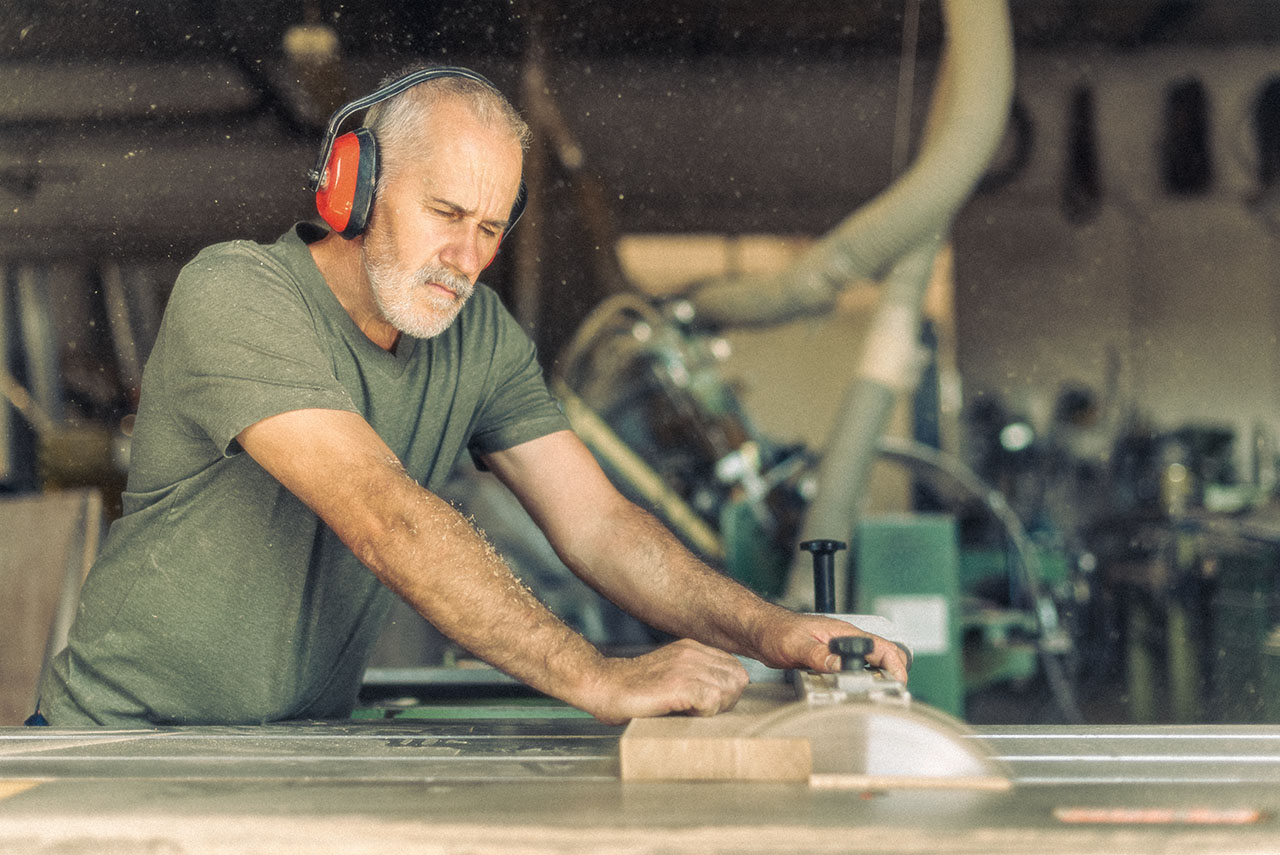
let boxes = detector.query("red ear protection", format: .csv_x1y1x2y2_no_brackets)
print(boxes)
307,66,528,243
314,127,379,239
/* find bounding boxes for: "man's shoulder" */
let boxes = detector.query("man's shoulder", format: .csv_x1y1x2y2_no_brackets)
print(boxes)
166,225,321,317
181,225,308,284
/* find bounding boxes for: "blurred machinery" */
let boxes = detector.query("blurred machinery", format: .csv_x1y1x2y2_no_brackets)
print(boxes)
965,376,1280,726
539,0,1092,721
533,0,1280,726
551,280,1085,721
554,295,808,597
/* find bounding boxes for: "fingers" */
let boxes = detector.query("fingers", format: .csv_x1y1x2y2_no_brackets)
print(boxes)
798,622,910,685
821,635,907,684
866,639,910,684
663,639,749,716
793,629,859,673
680,679,739,718
587,639,749,724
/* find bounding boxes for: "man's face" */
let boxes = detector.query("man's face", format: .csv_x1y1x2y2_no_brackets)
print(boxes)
360,99,523,340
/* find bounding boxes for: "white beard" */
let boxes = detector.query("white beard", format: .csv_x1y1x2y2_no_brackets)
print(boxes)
362,245,475,340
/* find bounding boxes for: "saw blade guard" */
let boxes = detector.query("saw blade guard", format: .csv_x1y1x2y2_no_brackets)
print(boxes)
745,694,1012,789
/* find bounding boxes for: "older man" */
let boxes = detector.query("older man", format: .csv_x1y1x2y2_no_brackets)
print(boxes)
40,68,906,727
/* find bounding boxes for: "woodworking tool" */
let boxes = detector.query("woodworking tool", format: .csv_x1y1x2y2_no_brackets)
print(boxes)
733,540,1012,788
747,636,1011,789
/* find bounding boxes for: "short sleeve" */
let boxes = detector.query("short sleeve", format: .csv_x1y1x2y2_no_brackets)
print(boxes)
153,242,359,456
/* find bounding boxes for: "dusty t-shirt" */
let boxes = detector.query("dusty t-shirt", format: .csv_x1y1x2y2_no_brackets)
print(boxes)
41,223,569,726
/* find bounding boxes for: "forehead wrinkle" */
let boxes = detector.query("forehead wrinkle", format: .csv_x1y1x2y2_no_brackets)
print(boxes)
426,194,511,230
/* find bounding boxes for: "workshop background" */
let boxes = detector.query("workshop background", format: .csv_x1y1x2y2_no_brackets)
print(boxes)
6,0,1280,728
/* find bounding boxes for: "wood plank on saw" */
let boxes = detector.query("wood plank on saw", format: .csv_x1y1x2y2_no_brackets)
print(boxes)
619,684,810,782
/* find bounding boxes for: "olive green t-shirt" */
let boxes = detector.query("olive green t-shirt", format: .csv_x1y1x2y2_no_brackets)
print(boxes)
41,223,570,726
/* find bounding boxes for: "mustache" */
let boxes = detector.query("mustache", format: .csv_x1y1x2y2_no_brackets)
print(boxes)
416,265,473,297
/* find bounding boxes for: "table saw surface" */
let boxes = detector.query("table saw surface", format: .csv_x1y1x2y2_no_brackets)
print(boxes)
3,703,1280,854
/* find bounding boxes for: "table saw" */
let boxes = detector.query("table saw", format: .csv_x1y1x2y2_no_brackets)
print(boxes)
2,667,1280,855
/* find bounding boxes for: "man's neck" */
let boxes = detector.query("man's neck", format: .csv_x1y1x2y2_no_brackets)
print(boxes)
308,232,402,352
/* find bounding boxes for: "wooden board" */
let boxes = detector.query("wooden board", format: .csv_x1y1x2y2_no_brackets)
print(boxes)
619,684,811,782
0,489,101,725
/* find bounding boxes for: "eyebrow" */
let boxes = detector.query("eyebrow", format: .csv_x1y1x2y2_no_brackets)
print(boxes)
429,196,511,231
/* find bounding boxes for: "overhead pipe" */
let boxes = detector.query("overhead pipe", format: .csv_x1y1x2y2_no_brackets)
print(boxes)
792,1,1012,607
680,1,1014,606
686,0,1014,329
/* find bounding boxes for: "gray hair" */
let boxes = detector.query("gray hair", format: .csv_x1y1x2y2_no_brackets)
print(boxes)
364,67,531,198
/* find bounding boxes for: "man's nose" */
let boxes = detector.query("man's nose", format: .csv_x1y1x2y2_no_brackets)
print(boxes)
439,227,486,280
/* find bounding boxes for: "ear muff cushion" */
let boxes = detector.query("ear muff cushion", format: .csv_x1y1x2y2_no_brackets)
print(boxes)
315,128,379,239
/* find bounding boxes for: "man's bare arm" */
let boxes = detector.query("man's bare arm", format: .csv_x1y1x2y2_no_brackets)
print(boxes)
482,430,909,682
236,408,748,724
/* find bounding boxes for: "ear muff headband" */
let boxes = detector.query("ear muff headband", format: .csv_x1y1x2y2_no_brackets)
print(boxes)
308,66,528,239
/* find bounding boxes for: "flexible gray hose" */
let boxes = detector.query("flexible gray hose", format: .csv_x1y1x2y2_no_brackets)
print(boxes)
686,1,1015,328
745,1,1015,610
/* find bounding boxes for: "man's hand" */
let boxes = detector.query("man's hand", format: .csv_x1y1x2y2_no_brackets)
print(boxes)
750,611,910,684
577,639,750,726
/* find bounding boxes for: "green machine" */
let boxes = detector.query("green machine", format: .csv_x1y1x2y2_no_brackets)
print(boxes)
852,514,965,717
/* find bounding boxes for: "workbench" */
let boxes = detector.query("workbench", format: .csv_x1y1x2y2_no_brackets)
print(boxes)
2,703,1280,854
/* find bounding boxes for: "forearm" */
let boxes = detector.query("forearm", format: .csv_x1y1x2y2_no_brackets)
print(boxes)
562,499,908,680
346,472,612,708
561,499,789,661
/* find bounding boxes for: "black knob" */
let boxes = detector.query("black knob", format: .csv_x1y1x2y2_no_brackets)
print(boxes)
829,636,874,672
800,539,846,614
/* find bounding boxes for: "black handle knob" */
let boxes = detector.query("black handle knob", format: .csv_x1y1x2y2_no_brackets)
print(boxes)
800,539,846,614
829,636,874,671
